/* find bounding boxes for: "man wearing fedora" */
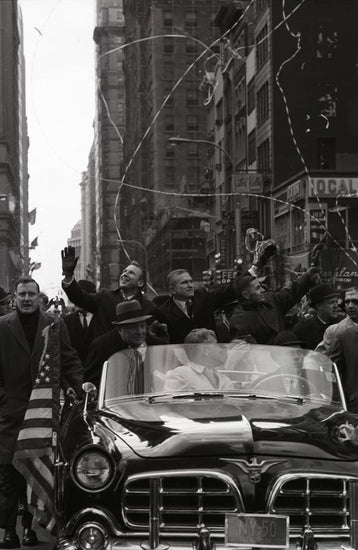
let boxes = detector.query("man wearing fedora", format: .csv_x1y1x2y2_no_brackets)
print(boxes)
85,300,168,388
61,246,157,338
292,284,341,349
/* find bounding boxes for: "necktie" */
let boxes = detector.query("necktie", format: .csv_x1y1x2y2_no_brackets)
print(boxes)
82,312,88,329
205,368,219,388
127,349,144,394
186,300,193,318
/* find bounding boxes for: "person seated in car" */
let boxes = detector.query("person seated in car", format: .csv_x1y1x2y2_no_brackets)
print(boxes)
163,328,233,391
253,331,313,395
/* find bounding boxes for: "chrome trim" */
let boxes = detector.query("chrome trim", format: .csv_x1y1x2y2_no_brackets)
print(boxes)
333,362,347,410
69,446,116,494
97,361,108,409
268,473,358,533
123,469,244,531
76,522,108,550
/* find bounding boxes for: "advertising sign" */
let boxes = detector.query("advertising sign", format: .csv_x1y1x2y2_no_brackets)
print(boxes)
309,177,358,198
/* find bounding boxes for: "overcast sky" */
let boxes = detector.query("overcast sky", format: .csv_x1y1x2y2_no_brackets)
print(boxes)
18,0,95,296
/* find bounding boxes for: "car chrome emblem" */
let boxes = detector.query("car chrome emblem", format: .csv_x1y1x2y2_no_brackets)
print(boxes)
221,457,285,484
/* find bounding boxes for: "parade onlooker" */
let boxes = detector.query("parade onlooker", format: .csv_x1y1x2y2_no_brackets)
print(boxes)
85,300,168,388
0,276,83,548
0,288,11,317
228,265,320,345
292,284,340,349
315,286,358,355
63,280,96,366
61,246,157,338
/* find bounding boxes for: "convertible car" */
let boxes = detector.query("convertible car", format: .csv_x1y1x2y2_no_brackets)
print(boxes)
55,342,358,550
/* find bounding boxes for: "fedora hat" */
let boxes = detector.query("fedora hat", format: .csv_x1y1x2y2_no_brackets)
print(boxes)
273,331,304,347
0,287,11,304
308,284,339,306
78,279,96,294
112,299,152,325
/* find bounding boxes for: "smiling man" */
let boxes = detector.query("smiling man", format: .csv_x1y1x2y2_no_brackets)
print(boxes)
61,246,157,338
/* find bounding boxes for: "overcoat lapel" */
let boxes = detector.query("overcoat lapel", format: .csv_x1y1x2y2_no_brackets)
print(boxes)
7,312,30,353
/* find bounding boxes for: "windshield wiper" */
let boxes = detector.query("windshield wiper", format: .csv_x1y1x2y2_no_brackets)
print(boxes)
228,393,305,404
147,392,224,403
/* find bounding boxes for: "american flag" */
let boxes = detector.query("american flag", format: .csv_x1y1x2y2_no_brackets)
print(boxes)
13,323,61,535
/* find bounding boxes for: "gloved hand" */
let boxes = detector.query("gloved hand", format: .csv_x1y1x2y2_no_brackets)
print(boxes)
253,239,277,271
61,246,79,277
309,242,323,268
147,320,169,343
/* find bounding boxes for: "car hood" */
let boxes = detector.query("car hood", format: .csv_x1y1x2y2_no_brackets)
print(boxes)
98,396,358,461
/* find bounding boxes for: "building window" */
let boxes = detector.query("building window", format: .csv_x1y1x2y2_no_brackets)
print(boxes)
163,10,172,27
257,81,269,125
187,114,199,132
163,37,174,54
235,76,246,112
257,138,270,172
247,78,255,114
316,24,338,59
317,137,336,169
256,24,268,70
165,143,175,158
164,114,174,132
185,41,198,55
165,162,175,184
317,83,338,118
185,12,197,28
248,130,256,164
256,0,268,15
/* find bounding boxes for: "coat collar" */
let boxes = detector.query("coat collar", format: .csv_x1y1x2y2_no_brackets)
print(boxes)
7,310,53,355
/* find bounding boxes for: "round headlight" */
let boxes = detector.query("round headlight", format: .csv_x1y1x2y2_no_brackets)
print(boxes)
77,524,106,550
73,450,113,490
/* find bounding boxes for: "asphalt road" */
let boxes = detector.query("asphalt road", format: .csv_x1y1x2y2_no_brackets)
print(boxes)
0,522,54,550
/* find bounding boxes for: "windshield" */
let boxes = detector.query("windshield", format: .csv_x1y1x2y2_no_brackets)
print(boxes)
101,343,342,407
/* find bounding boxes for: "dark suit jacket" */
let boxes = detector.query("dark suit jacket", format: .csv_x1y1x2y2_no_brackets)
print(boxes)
62,280,157,338
330,325,358,412
293,314,334,350
85,328,168,388
156,283,240,344
0,310,83,463
229,273,314,345
63,311,94,365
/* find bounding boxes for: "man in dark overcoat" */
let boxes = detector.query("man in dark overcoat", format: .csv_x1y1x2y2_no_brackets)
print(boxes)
61,246,157,338
0,276,83,548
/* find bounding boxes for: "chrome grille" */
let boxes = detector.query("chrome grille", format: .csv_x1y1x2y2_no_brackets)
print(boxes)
123,469,243,531
269,474,351,533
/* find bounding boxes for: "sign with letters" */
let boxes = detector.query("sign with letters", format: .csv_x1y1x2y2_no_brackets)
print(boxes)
225,514,289,548
309,177,358,197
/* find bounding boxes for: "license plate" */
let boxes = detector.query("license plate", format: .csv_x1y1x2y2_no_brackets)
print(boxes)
225,513,289,548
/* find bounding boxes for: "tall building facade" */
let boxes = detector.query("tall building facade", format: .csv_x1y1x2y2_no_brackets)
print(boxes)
0,1,28,290
122,0,224,291
80,144,96,281
93,0,126,288
205,0,358,288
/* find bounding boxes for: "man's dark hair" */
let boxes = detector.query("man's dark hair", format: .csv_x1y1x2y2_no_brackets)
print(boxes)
128,260,147,290
14,276,40,293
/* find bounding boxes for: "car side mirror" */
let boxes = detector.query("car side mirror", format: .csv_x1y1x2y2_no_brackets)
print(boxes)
82,381,97,400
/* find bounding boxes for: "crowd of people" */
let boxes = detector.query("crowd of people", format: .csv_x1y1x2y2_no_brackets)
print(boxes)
0,240,357,546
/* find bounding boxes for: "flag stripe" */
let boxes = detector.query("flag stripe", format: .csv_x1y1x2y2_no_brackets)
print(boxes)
17,427,53,440
13,322,61,536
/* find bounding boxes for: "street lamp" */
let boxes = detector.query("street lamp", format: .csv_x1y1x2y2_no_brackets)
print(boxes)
168,136,234,167
117,239,149,283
